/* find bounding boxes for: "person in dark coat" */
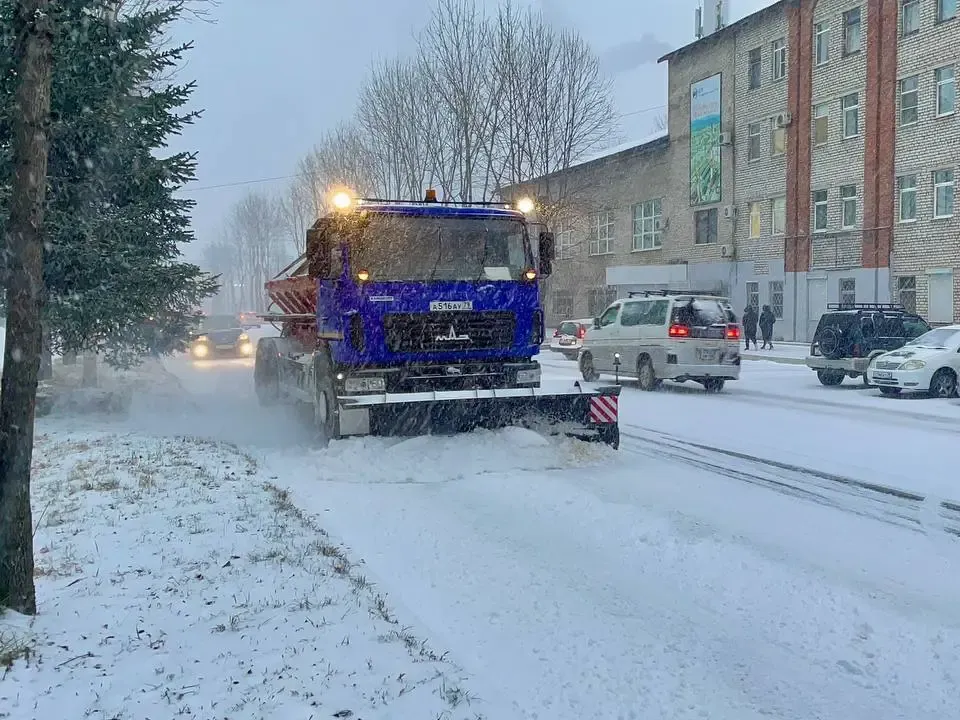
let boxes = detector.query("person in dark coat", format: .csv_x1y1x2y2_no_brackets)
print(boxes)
759,304,776,349
742,304,759,350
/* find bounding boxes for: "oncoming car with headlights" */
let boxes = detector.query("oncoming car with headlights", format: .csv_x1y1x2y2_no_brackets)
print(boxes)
188,314,255,360
866,324,960,397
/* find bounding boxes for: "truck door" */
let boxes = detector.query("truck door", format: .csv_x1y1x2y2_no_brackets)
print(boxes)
317,244,345,340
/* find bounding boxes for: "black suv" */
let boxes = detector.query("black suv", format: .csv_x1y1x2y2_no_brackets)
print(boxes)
804,303,930,386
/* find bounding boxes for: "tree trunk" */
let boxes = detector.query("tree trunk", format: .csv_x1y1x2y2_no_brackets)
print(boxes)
81,353,98,388
39,328,52,380
0,0,54,616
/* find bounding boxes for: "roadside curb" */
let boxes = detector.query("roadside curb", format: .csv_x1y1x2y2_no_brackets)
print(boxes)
741,355,807,366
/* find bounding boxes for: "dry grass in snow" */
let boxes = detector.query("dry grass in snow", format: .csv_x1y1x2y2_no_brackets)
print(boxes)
1,431,481,719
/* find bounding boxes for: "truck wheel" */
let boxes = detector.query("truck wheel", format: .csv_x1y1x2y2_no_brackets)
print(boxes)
312,351,341,445
254,338,280,406
816,369,844,386
703,378,725,393
580,353,599,382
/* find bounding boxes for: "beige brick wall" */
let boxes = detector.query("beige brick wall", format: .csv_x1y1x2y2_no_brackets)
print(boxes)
733,7,790,262
891,0,960,322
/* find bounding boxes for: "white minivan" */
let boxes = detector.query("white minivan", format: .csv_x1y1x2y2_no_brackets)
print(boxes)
578,291,742,392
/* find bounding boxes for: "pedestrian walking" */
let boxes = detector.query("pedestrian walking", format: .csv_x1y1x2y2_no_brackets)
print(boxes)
759,304,776,349
742,304,759,350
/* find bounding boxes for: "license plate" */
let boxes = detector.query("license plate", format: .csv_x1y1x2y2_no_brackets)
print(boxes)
697,348,719,362
873,371,892,379
216,344,234,350
430,300,473,311
559,338,573,345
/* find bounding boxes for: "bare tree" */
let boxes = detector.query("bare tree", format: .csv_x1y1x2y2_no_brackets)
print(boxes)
0,0,54,615
224,192,289,310
276,179,314,256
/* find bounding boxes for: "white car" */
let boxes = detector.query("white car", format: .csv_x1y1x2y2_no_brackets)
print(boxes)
866,324,960,397
578,291,742,393
549,318,593,359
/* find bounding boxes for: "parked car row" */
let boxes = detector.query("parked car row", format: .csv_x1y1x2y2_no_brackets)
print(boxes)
549,294,960,399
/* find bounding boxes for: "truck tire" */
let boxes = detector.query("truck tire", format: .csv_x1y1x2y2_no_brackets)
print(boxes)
254,338,280,406
312,351,341,446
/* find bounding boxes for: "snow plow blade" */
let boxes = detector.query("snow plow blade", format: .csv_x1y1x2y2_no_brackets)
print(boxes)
336,382,621,448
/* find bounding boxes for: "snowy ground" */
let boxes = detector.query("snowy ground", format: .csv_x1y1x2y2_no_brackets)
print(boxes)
4,330,960,719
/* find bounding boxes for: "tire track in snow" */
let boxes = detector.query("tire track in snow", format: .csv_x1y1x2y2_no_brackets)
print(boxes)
620,424,960,538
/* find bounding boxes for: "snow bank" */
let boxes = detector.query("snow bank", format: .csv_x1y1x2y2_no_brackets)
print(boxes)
2,431,478,719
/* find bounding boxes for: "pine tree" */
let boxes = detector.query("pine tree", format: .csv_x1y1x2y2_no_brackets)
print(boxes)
1,0,218,367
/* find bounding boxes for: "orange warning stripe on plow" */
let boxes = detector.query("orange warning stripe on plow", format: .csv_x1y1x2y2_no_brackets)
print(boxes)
589,395,618,424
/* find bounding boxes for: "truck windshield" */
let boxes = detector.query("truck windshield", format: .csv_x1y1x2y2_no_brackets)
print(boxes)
350,214,531,282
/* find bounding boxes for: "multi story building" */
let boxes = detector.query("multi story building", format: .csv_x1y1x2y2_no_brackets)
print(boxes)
505,0,960,338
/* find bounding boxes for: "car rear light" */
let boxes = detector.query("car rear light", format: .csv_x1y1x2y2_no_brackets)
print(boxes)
725,324,741,340
576,325,586,339
668,324,690,338
553,328,561,337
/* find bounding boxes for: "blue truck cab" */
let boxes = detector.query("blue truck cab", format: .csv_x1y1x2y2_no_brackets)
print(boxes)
304,196,557,396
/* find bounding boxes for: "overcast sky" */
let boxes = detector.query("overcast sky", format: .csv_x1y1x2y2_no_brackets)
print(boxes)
169,0,774,265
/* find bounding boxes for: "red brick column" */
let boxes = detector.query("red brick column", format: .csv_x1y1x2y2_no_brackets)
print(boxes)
785,0,814,273
862,0,898,268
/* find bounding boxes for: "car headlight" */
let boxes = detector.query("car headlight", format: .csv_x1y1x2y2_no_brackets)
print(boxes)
899,359,926,371
239,342,254,355
239,333,249,341
343,376,386,394
192,343,209,358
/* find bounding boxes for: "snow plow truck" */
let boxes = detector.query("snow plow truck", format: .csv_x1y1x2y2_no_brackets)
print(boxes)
254,189,621,448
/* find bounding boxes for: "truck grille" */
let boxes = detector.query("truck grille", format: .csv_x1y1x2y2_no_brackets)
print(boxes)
383,311,516,353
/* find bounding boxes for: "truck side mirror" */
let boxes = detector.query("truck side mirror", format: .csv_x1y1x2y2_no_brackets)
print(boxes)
306,227,330,278
538,231,555,277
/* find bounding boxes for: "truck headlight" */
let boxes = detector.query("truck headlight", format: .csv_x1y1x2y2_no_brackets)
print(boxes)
515,368,540,384
899,359,925,371
343,376,386,394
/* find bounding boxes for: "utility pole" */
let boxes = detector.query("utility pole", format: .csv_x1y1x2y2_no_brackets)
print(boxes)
0,0,54,615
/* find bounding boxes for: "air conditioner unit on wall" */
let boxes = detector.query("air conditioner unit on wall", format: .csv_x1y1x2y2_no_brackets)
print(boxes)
719,131,733,146
722,205,737,219
720,244,734,258
775,111,793,128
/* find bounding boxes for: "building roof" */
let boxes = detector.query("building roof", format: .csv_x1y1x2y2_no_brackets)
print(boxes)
657,0,785,65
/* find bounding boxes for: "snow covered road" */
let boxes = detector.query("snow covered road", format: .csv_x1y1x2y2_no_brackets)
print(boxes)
23,344,960,719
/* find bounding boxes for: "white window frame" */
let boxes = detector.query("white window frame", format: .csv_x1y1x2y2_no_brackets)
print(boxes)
771,38,787,81
843,7,862,55
937,0,957,23
748,201,761,238
746,281,760,309
748,47,762,89
771,196,786,236
841,93,859,138
815,22,830,65
933,169,954,219
898,174,917,223
898,276,917,314
813,189,828,231
813,102,829,146
840,185,857,228
899,75,919,126
769,280,784,319
771,122,786,157
936,66,955,117
902,0,920,35
839,277,856,306
555,220,576,260
632,199,662,251
694,208,718,245
747,121,762,161
589,211,615,255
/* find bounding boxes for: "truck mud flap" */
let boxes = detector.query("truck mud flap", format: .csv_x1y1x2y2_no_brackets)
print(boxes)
337,382,621,448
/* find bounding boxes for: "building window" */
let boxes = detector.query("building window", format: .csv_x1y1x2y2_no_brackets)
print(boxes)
840,185,857,228
694,208,718,245
589,211,614,255
748,47,762,89
746,281,759,309
936,66,955,116
843,7,862,55
769,281,784,319
815,22,830,65
632,199,662,251
899,75,919,125
898,276,917,313
898,175,917,222
933,169,954,218
771,196,786,235
589,287,618,317
747,121,762,161
902,0,920,34
813,189,828,231
937,0,957,23
839,278,856,306
555,220,576,259
814,102,829,145
841,93,859,138
748,201,761,238
553,290,574,319
771,123,786,156
771,38,787,80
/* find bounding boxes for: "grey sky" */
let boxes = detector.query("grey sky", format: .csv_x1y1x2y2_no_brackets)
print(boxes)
171,0,773,265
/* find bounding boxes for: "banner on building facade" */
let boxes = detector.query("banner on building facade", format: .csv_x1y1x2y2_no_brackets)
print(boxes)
689,73,722,206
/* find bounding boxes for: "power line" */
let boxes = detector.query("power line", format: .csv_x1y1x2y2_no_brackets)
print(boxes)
178,102,669,194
